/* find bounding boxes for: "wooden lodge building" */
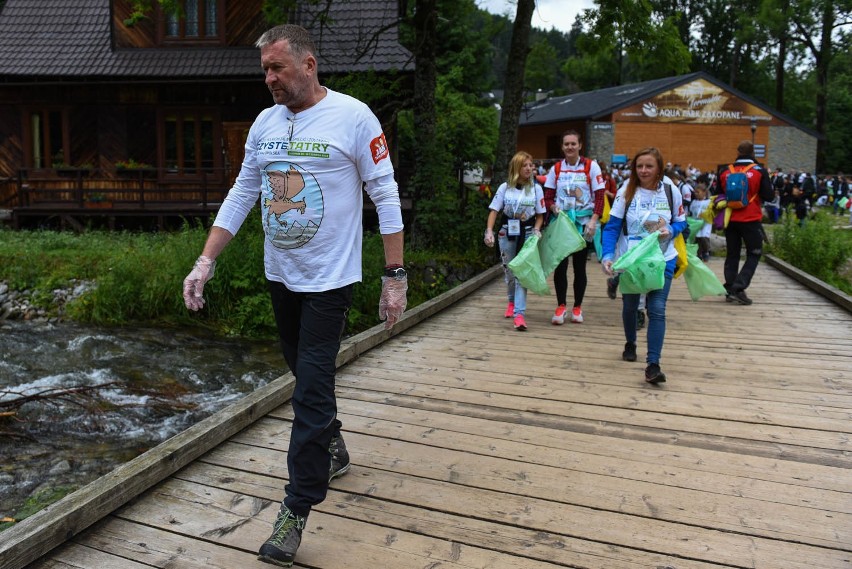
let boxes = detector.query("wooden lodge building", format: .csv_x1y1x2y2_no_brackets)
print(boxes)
0,0,411,230
517,72,820,175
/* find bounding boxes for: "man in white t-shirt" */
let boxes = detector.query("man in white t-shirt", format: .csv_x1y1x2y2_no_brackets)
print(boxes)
181,24,406,567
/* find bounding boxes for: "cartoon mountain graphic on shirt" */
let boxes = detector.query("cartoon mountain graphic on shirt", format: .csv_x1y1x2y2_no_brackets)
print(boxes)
262,162,324,250
271,220,320,248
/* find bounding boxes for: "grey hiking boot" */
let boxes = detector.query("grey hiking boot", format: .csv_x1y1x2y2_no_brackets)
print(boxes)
329,434,350,481
258,505,307,567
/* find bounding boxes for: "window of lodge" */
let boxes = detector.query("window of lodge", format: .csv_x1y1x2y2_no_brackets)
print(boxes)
161,109,221,179
25,109,68,169
160,0,222,44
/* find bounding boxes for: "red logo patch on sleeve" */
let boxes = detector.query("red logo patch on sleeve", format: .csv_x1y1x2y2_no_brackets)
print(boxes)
370,133,389,165
596,174,604,185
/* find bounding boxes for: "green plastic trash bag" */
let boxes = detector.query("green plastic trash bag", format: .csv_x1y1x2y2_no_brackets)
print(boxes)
593,224,602,261
538,211,585,275
507,234,550,296
686,217,704,243
611,231,665,294
683,251,727,301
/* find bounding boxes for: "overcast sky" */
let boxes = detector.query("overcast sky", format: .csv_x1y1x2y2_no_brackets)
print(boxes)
476,0,595,34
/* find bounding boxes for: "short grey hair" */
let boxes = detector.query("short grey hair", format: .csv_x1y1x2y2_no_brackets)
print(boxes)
255,24,317,59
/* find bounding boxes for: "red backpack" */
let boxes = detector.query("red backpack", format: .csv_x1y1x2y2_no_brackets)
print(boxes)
553,157,592,185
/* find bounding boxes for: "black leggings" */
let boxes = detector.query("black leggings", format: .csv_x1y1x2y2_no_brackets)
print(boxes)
553,246,589,307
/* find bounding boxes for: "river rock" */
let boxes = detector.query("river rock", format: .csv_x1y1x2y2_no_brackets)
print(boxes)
0,280,95,322
49,460,72,475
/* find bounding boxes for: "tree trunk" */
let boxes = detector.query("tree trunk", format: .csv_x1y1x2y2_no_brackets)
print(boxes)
491,0,536,190
775,35,786,112
774,0,790,112
729,39,740,87
813,0,834,173
409,0,438,246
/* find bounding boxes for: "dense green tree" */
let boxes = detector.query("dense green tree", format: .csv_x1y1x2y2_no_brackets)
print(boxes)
491,0,536,189
775,0,851,170
824,42,852,172
572,0,691,86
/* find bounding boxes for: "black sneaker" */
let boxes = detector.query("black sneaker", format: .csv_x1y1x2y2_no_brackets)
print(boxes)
636,310,646,330
645,363,667,385
329,434,350,481
606,278,618,299
258,506,307,567
729,290,753,305
622,341,637,362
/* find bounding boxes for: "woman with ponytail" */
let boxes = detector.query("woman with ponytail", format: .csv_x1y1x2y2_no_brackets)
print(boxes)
484,151,546,331
601,148,687,385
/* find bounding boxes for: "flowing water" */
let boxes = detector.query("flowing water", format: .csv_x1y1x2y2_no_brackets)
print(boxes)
0,320,285,519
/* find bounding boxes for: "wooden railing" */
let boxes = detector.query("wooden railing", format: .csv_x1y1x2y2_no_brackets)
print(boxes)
7,168,230,211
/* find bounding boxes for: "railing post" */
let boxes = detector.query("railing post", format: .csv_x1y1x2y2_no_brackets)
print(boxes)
17,170,28,207
76,170,84,206
139,170,145,208
202,172,208,209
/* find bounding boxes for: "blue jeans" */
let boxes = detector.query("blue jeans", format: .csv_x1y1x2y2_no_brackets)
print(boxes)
268,280,353,516
498,227,531,316
622,277,672,365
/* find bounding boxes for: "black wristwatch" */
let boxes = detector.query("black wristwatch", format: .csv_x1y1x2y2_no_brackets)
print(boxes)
384,266,407,279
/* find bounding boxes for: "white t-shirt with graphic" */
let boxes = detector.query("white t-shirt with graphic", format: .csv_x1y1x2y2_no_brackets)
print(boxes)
213,88,402,292
609,181,685,262
543,158,604,224
489,182,546,221
689,198,712,238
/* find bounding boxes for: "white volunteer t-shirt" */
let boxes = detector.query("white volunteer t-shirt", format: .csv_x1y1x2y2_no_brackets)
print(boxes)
213,88,401,292
609,180,685,262
689,198,713,238
489,182,546,221
543,158,604,224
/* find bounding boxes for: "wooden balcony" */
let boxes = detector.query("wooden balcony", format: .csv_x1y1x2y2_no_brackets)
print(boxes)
1,168,228,230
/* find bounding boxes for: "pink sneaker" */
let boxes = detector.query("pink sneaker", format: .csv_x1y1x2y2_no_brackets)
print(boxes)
570,306,584,323
504,302,514,318
513,315,527,331
551,304,567,325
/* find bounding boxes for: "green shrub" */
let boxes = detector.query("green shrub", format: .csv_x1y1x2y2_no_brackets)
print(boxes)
0,217,494,338
769,211,852,294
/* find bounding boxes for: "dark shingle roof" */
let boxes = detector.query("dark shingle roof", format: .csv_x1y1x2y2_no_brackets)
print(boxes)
520,71,817,137
0,0,411,80
520,74,699,125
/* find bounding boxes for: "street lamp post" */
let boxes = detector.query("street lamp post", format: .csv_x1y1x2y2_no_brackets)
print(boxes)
750,119,757,144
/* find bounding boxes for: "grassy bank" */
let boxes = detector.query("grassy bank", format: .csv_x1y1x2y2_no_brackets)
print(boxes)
766,210,852,295
0,215,493,338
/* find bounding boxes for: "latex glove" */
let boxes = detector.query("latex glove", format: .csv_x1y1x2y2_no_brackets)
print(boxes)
601,258,614,277
379,276,408,329
183,255,216,311
583,221,596,240
484,229,495,248
550,204,561,215
658,223,672,240
532,228,542,238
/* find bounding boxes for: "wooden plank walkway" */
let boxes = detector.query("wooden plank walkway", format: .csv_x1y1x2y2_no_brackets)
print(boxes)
6,258,852,569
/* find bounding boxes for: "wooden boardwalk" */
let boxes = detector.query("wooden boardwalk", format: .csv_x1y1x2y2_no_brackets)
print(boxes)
5,258,852,569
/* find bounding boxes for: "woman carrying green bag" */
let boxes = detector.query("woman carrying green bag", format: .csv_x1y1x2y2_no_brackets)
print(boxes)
543,129,606,325
601,148,688,385
484,151,545,331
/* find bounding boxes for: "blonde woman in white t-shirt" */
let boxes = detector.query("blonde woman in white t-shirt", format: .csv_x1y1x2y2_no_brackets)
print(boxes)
485,151,546,331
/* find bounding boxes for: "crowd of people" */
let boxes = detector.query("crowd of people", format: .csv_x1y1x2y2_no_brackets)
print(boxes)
490,133,789,386
176,23,838,566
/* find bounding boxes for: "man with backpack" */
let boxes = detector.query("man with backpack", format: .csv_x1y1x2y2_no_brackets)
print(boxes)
716,140,774,305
